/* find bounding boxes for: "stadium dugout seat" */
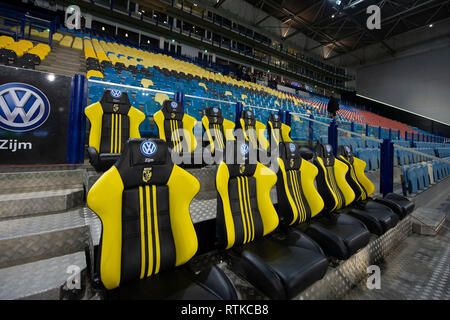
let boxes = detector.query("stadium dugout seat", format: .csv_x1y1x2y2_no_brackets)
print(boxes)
85,89,145,171
153,100,201,166
302,144,371,259
336,145,399,235
238,109,269,152
201,106,235,158
267,113,292,147
87,138,237,299
215,140,328,299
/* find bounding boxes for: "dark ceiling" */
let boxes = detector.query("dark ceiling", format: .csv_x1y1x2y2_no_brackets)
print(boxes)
243,0,450,60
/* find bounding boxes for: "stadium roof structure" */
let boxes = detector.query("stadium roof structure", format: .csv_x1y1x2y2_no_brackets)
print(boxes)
242,0,450,60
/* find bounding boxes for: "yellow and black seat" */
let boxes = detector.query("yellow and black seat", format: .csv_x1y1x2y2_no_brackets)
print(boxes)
336,145,399,235
215,140,328,299
267,113,292,147
87,138,237,299
201,107,235,158
85,89,145,171
303,144,371,259
153,100,202,167
238,109,269,155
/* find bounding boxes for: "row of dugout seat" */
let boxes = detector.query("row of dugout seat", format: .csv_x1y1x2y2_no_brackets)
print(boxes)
86,133,414,300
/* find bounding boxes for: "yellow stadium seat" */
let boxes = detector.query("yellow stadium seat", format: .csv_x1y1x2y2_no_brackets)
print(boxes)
87,70,104,79
72,37,83,50
141,79,154,88
60,35,73,48
52,33,63,42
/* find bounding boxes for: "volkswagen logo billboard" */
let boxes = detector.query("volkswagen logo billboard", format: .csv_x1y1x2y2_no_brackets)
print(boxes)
0,83,51,132
0,66,72,164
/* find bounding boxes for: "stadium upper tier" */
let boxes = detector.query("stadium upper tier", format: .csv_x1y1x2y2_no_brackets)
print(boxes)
58,30,419,139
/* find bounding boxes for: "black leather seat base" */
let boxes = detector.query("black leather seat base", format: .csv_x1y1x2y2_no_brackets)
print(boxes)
374,193,415,219
107,265,237,300
228,237,328,300
347,201,399,236
305,214,371,260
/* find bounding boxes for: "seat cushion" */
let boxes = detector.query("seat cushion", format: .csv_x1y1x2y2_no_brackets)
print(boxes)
305,214,371,259
374,193,415,219
230,238,328,299
362,201,399,232
107,265,237,300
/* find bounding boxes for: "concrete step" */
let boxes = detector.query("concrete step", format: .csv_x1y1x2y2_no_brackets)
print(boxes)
35,66,85,77
0,208,94,268
0,251,87,300
0,186,84,219
0,169,85,192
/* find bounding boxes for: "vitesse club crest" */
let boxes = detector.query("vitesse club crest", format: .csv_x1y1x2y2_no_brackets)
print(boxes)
142,168,152,182
290,159,294,168
171,112,176,119
213,117,218,123
239,164,246,174
113,104,119,112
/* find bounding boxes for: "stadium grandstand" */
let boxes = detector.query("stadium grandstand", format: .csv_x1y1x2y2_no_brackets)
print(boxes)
0,0,449,307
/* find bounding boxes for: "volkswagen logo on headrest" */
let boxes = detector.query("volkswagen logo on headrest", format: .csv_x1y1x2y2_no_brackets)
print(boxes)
240,143,249,156
289,143,296,152
110,89,122,99
0,83,50,132
274,114,278,120
140,141,157,157
213,107,219,114
247,111,252,117
170,101,178,109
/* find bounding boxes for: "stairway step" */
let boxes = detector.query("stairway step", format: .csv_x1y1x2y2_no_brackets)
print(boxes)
0,251,87,300
0,187,84,219
0,208,95,268
0,169,85,191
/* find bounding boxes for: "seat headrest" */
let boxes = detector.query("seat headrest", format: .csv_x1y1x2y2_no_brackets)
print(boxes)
162,99,183,113
315,143,335,166
115,138,174,188
268,113,282,126
240,109,255,120
225,140,257,178
100,89,131,115
279,142,302,170
337,145,354,164
204,107,223,123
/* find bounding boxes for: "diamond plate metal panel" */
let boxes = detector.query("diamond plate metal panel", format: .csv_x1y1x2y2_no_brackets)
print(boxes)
0,187,84,219
0,170,85,191
0,251,86,300
0,209,92,268
343,219,450,300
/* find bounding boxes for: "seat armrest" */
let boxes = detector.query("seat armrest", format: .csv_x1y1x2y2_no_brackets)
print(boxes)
347,209,383,236
192,265,238,300
87,147,99,168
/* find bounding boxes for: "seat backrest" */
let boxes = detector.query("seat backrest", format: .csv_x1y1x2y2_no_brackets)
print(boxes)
87,139,200,290
276,142,324,227
216,141,278,249
201,106,235,155
313,144,356,214
267,113,292,148
336,145,375,202
153,99,197,153
239,109,269,151
85,89,145,155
